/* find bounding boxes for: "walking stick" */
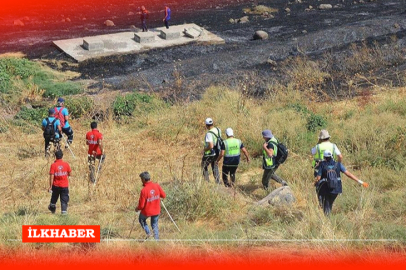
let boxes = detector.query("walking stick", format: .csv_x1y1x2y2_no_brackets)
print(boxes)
161,200,181,232
94,155,103,185
62,136,75,158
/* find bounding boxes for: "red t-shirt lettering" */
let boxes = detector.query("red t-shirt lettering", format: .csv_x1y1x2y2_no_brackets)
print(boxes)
86,129,103,155
137,182,166,216
49,159,71,187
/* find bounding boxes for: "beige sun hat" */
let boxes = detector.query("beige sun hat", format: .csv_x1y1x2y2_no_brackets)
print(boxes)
318,129,330,140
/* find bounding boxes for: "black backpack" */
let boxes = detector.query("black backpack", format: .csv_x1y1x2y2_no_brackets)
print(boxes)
43,118,57,140
208,128,223,156
269,141,288,165
326,163,340,190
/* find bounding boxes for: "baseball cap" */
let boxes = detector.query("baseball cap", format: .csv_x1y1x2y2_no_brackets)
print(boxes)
318,130,330,140
262,129,273,139
57,97,65,103
205,118,213,125
139,171,151,180
225,128,234,137
323,150,332,158
48,108,55,114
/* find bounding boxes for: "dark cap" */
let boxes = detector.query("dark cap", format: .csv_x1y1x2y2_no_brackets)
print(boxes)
48,108,55,114
139,171,151,180
55,150,63,159
57,97,65,103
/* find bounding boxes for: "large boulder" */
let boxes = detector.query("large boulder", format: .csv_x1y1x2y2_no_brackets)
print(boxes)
319,4,333,10
256,186,295,206
14,20,24,26
253,30,269,40
104,20,115,26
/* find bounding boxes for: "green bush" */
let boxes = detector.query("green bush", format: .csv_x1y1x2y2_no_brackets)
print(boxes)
112,92,162,117
306,113,327,132
14,107,48,123
40,81,83,98
0,58,36,93
64,96,94,119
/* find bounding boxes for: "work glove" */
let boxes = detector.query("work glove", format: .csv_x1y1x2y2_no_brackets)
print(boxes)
357,180,369,188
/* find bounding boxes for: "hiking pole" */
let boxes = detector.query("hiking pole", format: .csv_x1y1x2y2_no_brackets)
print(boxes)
94,156,103,185
62,136,75,158
161,200,181,232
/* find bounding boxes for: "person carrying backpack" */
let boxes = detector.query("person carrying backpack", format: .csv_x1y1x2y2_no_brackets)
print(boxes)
315,149,369,216
201,118,221,183
311,129,343,178
261,129,288,190
54,97,74,148
42,108,62,157
216,128,250,187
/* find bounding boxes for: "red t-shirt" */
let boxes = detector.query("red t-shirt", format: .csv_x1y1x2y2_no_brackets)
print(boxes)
137,182,166,216
49,159,71,188
86,129,103,155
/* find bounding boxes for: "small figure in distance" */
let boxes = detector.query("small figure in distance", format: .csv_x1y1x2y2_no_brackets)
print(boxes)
163,4,171,29
42,108,62,157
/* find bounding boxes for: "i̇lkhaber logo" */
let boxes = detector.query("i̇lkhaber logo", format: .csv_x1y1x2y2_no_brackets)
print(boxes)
22,225,100,243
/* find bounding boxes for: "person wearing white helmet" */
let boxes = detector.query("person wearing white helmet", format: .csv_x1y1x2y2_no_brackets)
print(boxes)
201,118,221,183
315,149,368,215
216,128,250,187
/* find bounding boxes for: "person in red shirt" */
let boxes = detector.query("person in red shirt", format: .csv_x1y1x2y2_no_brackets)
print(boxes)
136,171,166,240
48,150,72,215
86,122,105,183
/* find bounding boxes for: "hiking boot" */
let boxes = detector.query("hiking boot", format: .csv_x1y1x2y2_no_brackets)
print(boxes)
61,211,68,215
282,181,288,187
48,204,56,214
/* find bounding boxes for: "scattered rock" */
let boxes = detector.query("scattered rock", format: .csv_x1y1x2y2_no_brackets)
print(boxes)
285,8,291,13
104,20,115,27
184,27,202,38
267,59,277,67
302,30,308,34
229,18,235,24
319,4,333,10
238,16,249,24
253,30,269,40
14,20,24,26
309,5,313,9
394,23,400,29
256,186,295,206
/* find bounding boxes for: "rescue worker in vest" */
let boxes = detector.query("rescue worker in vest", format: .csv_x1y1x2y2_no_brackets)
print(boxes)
201,118,221,183
315,150,369,216
216,128,250,187
261,129,288,190
54,97,74,147
86,122,105,183
311,129,343,178
136,171,166,240
48,150,72,215
42,108,62,157
163,5,171,29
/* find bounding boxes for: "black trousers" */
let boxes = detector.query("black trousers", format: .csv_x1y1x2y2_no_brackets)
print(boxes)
222,165,237,187
316,182,338,216
50,186,69,213
44,137,60,154
142,20,148,32
164,20,169,29
61,127,74,143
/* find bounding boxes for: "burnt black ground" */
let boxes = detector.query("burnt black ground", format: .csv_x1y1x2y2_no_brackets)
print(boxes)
1,0,406,96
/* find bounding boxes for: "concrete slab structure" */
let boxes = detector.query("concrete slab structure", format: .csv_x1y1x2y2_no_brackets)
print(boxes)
134,32,156,44
159,29,181,40
53,23,224,62
83,38,104,51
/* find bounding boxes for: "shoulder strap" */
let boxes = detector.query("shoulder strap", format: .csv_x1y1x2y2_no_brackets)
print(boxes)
51,118,57,125
46,118,50,124
316,144,321,158
208,130,219,139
